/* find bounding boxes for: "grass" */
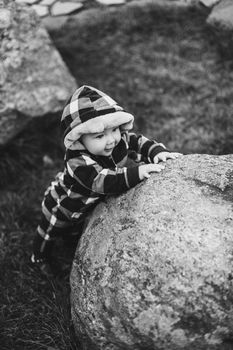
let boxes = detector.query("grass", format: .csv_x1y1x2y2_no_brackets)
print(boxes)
1,4,233,350
50,4,233,155
0,121,80,350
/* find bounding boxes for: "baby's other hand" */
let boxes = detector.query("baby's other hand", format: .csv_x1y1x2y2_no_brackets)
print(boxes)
153,152,183,164
139,163,165,180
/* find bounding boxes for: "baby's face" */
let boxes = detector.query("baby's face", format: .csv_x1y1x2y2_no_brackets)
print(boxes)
81,126,121,157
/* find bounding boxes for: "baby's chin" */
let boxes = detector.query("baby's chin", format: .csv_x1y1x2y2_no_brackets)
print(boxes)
103,149,114,156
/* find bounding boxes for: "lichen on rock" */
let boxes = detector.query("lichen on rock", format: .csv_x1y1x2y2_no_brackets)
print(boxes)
70,154,233,350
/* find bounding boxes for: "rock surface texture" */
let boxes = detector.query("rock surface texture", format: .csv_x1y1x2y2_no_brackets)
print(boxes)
70,154,233,350
0,0,77,145
207,0,233,30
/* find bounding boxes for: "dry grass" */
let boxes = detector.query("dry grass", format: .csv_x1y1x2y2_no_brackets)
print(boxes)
51,4,233,155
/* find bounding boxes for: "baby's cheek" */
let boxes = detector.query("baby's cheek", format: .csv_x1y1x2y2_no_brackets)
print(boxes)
115,132,121,144
115,137,121,145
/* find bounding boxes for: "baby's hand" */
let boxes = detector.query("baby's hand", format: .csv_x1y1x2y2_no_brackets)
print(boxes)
153,152,183,164
139,163,165,180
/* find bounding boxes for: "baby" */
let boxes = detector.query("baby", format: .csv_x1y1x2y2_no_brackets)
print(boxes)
31,85,181,275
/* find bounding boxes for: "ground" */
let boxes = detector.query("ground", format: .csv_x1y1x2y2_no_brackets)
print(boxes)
0,4,233,350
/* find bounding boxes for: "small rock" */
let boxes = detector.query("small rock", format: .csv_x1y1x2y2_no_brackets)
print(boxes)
32,4,49,17
15,0,39,4
50,2,83,16
96,0,126,5
40,0,56,6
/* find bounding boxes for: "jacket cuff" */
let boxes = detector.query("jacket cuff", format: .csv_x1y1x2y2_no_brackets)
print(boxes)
149,145,169,162
126,166,141,188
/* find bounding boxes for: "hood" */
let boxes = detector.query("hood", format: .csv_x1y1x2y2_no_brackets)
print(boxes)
61,85,134,150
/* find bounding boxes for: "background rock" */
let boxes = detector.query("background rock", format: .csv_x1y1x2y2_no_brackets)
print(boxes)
207,0,233,30
0,0,77,145
70,154,233,350
199,0,220,7
206,0,233,59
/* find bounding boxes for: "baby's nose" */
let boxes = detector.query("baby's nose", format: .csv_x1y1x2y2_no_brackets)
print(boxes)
106,133,115,144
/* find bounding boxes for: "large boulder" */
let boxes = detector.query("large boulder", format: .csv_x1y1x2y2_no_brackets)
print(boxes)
0,0,77,145
70,154,233,350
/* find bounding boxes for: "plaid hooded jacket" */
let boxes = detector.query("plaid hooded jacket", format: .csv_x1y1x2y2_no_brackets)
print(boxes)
37,85,168,239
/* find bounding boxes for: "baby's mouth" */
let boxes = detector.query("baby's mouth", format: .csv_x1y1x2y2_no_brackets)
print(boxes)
105,145,114,152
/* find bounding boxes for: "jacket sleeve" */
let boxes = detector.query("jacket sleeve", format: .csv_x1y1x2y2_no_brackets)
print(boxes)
66,155,141,195
126,132,169,163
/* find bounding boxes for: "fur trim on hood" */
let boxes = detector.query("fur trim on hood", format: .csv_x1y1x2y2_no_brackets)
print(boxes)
61,85,134,150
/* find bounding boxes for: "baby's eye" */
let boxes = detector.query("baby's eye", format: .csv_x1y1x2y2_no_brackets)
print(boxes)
96,134,104,139
113,127,119,132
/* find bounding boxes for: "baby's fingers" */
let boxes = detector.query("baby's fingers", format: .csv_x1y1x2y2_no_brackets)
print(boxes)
164,152,183,161
144,172,151,178
173,152,183,158
151,164,165,172
168,152,182,159
159,155,167,162
166,154,176,160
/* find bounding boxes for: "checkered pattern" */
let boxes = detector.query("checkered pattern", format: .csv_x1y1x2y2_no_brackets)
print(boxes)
61,85,121,133
61,85,134,150
36,132,166,239
33,86,168,259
